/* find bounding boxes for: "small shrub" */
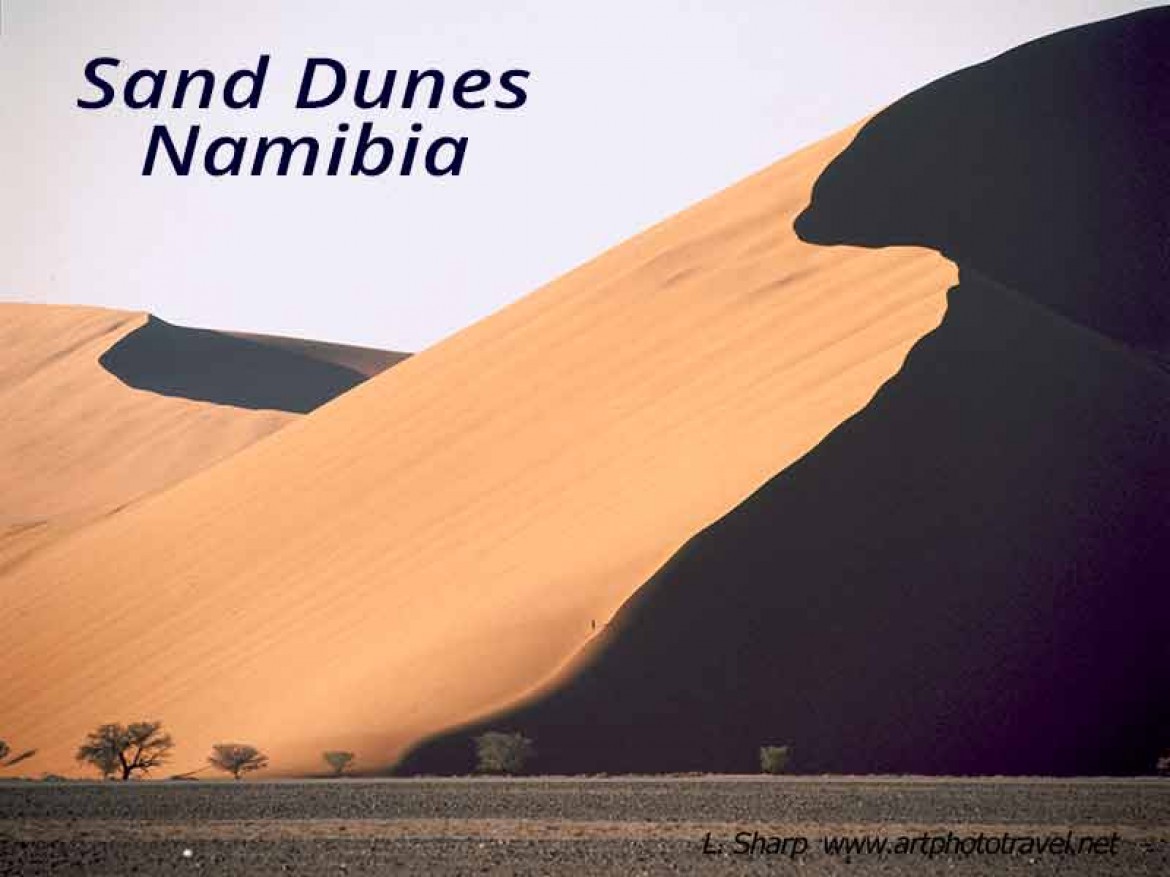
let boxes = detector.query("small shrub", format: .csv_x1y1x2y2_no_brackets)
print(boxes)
474,731,535,775
208,743,269,780
759,745,792,775
323,751,356,777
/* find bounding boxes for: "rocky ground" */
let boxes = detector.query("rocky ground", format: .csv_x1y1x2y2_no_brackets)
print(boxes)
1,776,1167,875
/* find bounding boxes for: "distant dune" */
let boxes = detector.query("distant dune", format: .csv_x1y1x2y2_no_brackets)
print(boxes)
0,304,401,572
0,124,952,777
0,305,286,570
405,8,1170,776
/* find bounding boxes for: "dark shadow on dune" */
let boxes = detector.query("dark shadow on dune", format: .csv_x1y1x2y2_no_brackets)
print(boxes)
794,7,1170,353
100,317,382,413
401,9,1170,776
404,275,1169,776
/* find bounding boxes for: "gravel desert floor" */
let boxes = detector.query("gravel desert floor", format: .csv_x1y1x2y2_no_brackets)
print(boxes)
1,776,1167,875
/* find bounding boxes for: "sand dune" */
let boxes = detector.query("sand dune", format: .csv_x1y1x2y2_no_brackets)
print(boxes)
406,8,1170,776
407,273,1170,776
0,306,401,573
792,8,1170,354
0,124,952,777
0,305,290,570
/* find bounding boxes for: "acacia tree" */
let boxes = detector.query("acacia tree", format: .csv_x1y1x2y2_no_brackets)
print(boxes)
323,750,355,777
208,743,269,780
76,722,174,780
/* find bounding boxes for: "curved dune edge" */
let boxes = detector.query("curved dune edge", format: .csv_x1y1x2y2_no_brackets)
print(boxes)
221,331,409,378
98,316,407,413
0,123,954,777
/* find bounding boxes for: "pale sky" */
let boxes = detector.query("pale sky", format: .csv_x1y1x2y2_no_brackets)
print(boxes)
0,1,1160,350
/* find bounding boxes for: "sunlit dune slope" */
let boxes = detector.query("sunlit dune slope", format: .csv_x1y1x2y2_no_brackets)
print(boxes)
0,125,953,777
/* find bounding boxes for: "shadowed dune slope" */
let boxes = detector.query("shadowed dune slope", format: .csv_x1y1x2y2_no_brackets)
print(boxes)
405,9,1170,776
794,6,1170,352
406,274,1169,776
0,305,296,569
0,126,953,777
99,317,405,412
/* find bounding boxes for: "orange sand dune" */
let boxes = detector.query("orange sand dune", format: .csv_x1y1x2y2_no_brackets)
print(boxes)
0,306,401,572
0,305,293,570
0,125,954,777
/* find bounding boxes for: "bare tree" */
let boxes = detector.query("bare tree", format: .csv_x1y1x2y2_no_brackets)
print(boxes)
208,743,269,780
76,722,174,780
323,750,356,777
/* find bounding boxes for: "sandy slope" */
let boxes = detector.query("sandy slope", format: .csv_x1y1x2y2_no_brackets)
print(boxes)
0,305,295,571
0,124,953,777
